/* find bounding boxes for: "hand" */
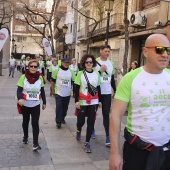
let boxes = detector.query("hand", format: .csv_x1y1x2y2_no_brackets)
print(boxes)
18,99,24,106
98,102,102,108
99,65,107,73
109,154,123,170
51,89,55,95
42,104,46,110
75,102,80,109
112,93,115,98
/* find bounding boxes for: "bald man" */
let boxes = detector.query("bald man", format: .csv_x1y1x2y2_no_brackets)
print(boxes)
109,34,170,170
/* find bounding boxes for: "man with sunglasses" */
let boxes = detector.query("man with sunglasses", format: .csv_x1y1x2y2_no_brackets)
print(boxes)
109,34,170,170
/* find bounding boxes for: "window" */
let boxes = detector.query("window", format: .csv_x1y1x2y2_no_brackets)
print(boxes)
15,14,26,20
29,24,44,31
70,24,72,33
30,1,38,8
38,1,46,8
16,2,26,8
31,15,38,21
15,25,26,32
17,37,27,42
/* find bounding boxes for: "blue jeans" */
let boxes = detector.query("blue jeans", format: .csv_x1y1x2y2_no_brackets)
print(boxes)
55,94,70,123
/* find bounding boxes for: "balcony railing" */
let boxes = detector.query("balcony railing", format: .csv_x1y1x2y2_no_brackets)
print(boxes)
77,13,124,40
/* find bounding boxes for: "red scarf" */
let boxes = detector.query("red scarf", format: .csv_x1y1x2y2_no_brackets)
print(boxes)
25,70,40,84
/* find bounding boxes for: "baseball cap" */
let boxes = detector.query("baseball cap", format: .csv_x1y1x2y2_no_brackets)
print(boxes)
61,58,69,63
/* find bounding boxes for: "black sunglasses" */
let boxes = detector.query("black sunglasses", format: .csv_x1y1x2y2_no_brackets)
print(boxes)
145,46,170,55
85,61,93,64
29,65,38,68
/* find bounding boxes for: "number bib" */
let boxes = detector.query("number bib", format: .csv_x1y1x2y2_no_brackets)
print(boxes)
61,79,69,86
101,75,111,83
26,93,39,100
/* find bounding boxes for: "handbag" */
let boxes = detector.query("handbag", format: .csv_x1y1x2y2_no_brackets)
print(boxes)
83,70,98,96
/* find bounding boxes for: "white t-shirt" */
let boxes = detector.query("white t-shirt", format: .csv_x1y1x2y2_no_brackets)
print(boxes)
115,67,170,146
9,59,16,66
95,57,115,94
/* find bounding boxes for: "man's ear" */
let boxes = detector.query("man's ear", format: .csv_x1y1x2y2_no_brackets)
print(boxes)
142,47,148,58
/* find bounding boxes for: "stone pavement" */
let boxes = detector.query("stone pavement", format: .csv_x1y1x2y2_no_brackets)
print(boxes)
0,69,126,170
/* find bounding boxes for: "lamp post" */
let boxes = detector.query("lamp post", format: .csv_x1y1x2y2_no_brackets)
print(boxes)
14,44,17,57
12,38,15,55
105,0,114,45
62,24,68,58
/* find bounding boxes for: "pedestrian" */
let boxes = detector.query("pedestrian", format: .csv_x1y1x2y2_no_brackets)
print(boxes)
46,56,52,82
16,59,46,151
74,54,101,153
128,61,138,72
109,34,170,170
51,58,75,128
49,58,58,96
70,58,78,98
94,45,116,146
25,56,30,71
9,55,16,77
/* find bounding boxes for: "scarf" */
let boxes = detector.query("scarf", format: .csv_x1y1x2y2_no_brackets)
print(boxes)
25,70,40,84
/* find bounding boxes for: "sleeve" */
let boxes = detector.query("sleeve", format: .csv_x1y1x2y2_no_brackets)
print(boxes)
49,65,52,73
17,86,23,100
41,87,46,104
74,84,80,103
111,61,116,75
74,71,82,85
96,71,101,86
40,76,44,87
16,75,25,87
70,68,76,82
52,68,59,80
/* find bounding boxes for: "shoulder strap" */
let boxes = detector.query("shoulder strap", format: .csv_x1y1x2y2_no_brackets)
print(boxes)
96,60,108,75
83,70,90,84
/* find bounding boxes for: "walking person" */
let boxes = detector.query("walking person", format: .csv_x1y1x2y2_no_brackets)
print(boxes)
74,54,101,153
9,55,16,77
17,59,21,71
46,56,52,82
51,58,75,128
109,34,170,170
94,45,116,146
16,59,46,151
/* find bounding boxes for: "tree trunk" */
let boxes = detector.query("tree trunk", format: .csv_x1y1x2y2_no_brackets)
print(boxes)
0,51,3,76
123,0,129,75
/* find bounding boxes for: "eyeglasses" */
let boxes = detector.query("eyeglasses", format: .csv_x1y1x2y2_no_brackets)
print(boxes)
145,46,170,55
29,65,38,68
85,61,93,64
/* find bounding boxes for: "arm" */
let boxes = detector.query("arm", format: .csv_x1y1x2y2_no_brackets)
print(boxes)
17,86,24,106
109,99,128,170
97,85,101,102
51,78,56,95
41,87,46,110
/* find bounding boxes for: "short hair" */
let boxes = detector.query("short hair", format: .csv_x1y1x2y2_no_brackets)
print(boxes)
71,58,76,64
100,45,111,50
80,54,96,69
28,59,39,67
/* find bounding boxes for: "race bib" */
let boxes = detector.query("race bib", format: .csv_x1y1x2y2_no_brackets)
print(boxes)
26,93,39,100
61,79,69,86
101,75,111,83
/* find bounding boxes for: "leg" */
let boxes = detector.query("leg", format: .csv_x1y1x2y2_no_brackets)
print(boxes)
62,96,70,121
77,106,87,132
30,105,40,145
86,105,96,143
55,94,62,127
9,66,12,76
101,94,111,137
122,141,149,170
12,66,15,77
22,106,30,139
164,150,170,170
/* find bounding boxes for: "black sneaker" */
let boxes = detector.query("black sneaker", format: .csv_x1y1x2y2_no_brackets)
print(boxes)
23,137,28,144
33,144,41,151
61,119,66,124
56,121,61,129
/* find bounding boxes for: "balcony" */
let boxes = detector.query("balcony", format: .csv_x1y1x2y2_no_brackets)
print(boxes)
77,13,124,41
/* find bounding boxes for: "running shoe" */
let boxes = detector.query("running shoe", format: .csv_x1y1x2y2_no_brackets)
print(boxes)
61,119,66,124
33,144,41,151
84,142,92,153
91,130,96,139
76,130,81,141
105,136,110,146
56,121,61,129
23,137,28,144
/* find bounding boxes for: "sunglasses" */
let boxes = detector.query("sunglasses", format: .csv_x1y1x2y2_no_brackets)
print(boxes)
85,61,93,64
145,46,170,55
29,65,38,68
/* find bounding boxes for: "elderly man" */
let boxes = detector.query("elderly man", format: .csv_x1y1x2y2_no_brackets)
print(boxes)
109,34,170,170
51,58,75,128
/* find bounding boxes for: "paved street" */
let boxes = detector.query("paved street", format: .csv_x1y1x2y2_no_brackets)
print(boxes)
0,69,126,170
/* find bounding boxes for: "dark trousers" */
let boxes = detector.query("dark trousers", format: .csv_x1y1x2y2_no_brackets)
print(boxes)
47,69,50,82
55,94,70,123
123,141,170,170
101,94,111,137
17,66,20,71
77,105,97,143
42,68,44,76
21,105,40,145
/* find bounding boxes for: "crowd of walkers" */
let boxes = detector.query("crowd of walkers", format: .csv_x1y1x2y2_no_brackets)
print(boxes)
14,33,170,169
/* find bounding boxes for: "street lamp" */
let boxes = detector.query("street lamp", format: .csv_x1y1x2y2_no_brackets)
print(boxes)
14,44,17,57
12,38,15,55
105,0,114,45
62,24,68,58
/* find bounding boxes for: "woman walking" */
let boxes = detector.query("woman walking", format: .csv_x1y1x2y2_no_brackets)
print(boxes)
74,54,101,153
17,59,46,151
